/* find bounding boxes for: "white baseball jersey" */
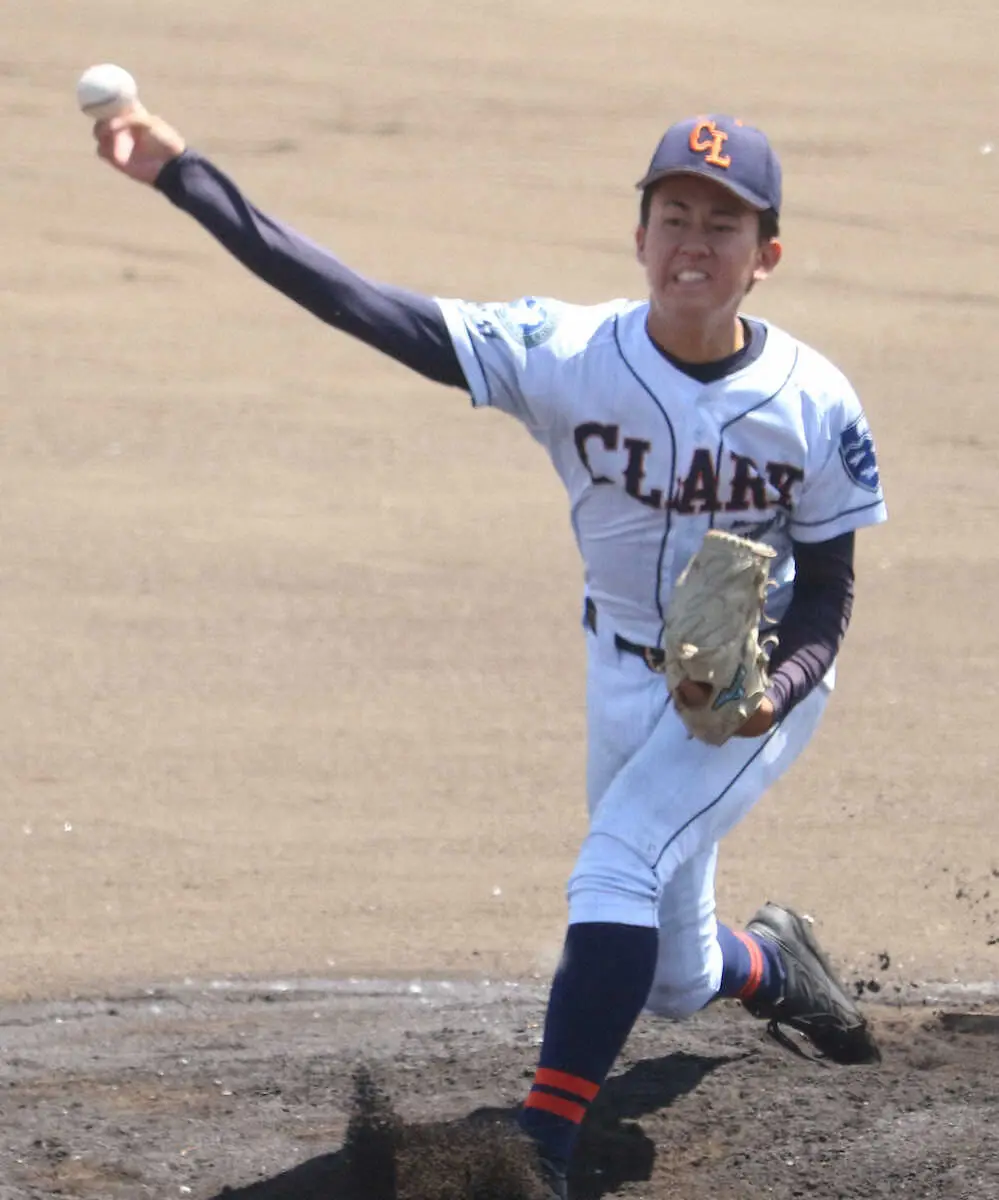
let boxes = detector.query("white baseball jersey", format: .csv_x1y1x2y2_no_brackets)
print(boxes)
436,295,887,647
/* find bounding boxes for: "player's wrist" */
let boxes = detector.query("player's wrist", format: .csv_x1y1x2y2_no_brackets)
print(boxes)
152,148,190,191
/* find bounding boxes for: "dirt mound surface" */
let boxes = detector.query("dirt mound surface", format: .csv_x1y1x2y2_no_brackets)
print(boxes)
3,981,997,1199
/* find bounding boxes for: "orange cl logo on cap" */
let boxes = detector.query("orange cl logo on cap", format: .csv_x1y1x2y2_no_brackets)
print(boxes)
689,119,734,168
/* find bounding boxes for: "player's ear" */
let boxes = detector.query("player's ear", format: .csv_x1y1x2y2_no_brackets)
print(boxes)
635,223,647,265
753,238,782,284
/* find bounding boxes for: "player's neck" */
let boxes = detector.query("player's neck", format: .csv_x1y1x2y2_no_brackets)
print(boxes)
646,310,744,365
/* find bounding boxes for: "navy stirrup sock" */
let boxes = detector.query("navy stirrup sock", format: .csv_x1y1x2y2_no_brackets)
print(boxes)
716,922,784,1003
519,921,658,1170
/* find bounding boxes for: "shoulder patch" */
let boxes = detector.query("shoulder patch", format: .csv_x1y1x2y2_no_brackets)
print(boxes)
462,302,502,339
493,297,559,349
839,416,881,492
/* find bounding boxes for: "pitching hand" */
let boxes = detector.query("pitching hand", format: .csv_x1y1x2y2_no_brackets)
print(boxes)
93,106,186,186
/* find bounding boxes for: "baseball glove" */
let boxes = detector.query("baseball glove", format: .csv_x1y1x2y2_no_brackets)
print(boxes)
664,529,777,745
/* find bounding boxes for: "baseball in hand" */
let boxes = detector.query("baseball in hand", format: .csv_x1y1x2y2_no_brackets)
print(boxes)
76,63,139,120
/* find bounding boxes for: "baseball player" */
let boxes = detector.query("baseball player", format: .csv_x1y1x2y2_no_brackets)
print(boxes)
92,107,886,1198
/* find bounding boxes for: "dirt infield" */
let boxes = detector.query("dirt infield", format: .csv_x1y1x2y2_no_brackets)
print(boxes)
3,980,999,1199
2,0,998,1196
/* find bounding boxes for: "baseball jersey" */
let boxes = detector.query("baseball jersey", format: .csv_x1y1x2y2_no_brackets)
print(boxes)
436,296,887,647
153,150,883,663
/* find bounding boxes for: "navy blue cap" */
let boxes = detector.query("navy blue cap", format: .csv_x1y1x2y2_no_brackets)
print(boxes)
636,115,782,215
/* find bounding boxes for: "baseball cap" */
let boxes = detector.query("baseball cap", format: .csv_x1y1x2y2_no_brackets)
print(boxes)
636,115,782,215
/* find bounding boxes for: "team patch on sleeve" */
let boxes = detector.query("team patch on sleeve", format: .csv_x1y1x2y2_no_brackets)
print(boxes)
839,416,881,492
461,303,502,340
492,297,559,348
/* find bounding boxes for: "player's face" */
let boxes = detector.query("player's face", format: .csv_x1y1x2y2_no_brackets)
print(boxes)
635,176,781,332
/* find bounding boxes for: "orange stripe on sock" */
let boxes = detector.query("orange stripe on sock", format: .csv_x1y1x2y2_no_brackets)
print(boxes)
534,1068,600,1102
524,1090,587,1124
735,931,764,1000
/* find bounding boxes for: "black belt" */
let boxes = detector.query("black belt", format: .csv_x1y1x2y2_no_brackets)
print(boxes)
584,597,667,673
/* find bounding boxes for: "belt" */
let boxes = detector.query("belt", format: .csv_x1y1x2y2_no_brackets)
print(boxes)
584,597,667,674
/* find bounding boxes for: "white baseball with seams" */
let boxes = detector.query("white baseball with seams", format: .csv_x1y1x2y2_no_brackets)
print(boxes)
76,63,138,120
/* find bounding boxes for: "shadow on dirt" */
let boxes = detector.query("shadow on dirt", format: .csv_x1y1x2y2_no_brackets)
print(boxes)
210,1050,740,1200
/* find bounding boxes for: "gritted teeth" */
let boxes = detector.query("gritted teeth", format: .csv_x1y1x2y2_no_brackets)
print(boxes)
676,269,709,282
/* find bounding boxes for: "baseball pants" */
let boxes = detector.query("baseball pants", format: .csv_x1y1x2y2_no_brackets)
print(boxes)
568,605,831,1018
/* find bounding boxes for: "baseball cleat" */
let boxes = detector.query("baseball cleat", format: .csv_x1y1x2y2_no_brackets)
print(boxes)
537,1154,568,1200
742,901,882,1065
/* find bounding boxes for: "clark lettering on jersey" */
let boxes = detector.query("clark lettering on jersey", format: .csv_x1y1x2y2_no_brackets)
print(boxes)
435,294,888,642
574,426,804,514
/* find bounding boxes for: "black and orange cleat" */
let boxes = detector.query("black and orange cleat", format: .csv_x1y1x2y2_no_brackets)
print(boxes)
742,901,882,1065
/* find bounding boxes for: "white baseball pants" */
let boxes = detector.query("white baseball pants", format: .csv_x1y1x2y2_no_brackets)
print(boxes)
567,607,831,1019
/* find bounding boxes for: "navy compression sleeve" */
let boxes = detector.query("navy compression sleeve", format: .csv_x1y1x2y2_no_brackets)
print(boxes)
765,532,855,720
154,149,467,389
